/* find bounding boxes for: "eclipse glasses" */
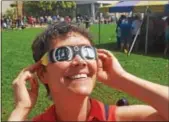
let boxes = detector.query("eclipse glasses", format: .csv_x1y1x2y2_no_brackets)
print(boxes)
41,45,97,66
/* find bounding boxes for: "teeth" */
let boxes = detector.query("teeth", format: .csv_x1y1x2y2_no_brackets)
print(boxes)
70,74,87,79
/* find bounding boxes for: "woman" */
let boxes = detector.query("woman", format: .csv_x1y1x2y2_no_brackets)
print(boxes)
8,22,169,121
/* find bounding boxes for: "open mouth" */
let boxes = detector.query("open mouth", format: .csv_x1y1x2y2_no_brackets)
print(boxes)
66,74,89,80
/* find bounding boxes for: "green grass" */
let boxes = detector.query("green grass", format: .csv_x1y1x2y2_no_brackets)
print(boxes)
2,24,168,121
90,24,117,44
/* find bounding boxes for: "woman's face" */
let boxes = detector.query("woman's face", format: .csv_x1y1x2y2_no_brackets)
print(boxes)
45,32,97,97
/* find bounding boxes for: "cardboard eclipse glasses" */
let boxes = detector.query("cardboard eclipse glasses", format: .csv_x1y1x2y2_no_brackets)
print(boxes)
41,45,97,66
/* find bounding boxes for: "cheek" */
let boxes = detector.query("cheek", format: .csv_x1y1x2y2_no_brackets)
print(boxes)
46,62,71,93
88,61,97,89
88,60,97,75
46,62,70,82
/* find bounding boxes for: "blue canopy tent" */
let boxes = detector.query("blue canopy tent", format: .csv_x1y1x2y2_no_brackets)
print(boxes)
99,1,169,54
107,1,169,13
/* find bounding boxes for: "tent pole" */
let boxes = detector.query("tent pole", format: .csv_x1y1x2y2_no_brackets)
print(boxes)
115,13,117,23
128,26,142,55
98,12,101,44
145,8,149,55
128,9,147,56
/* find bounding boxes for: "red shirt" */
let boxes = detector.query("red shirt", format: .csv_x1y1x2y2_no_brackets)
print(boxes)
32,99,116,121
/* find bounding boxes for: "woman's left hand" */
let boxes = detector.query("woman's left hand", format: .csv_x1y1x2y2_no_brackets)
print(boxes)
96,49,126,88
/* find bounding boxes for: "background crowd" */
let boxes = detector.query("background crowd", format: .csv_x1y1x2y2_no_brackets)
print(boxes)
115,14,169,56
1,13,168,56
1,14,92,30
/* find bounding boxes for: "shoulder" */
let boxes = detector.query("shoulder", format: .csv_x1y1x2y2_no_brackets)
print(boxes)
91,98,116,111
90,98,117,121
32,104,56,121
115,105,164,121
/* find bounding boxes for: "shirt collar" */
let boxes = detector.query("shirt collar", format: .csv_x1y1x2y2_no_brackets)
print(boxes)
87,98,105,121
46,98,104,121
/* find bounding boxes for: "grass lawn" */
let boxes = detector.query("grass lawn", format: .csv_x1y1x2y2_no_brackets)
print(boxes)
2,24,168,121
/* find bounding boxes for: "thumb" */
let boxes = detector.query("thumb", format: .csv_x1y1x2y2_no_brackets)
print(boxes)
29,74,39,95
97,58,103,70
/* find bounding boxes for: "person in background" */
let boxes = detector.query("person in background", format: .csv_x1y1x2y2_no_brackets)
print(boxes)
28,16,33,27
23,16,28,26
84,15,90,31
11,18,16,30
40,16,44,26
60,16,65,22
65,16,71,23
116,15,125,49
164,17,169,56
6,16,11,29
36,16,40,26
16,18,20,28
33,17,37,27
132,15,142,52
47,16,52,25
2,17,7,29
52,15,57,23
120,16,132,53
1,18,3,29
76,14,81,27
44,16,48,24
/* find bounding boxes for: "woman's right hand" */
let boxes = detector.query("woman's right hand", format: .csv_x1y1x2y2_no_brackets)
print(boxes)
97,49,126,88
12,61,41,110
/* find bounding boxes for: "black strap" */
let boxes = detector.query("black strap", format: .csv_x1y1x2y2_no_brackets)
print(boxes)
104,104,109,121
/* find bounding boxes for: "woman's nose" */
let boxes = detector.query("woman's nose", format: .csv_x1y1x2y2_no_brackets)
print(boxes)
71,55,87,67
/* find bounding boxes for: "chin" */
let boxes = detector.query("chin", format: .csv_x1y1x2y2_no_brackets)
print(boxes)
68,85,93,96
63,77,96,96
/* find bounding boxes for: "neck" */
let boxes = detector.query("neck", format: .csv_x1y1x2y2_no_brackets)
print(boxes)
53,94,91,121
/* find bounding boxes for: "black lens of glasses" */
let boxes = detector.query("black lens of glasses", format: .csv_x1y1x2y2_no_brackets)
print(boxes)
50,46,96,62
55,47,72,61
81,46,96,60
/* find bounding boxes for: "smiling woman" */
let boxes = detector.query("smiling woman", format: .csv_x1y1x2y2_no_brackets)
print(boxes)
8,22,169,121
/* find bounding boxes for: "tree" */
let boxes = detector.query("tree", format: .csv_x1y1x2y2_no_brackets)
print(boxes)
10,3,17,8
23,1,76,17
8,2,18,19
4,8,17,19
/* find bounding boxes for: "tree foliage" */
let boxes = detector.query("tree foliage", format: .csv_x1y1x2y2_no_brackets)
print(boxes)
10,3,17,8
23,1,76,17
3,8,16,19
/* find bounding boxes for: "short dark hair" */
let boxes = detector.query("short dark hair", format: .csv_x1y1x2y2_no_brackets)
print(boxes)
31,22,94,95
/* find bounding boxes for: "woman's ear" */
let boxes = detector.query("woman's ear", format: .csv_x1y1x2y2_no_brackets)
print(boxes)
37,65,48,84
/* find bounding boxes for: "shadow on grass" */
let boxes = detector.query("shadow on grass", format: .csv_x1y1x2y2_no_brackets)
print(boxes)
94,42,169,60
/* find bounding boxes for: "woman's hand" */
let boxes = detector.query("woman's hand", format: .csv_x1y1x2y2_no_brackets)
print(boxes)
12,61,41,110
96,49,126,88
96,49,169,121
